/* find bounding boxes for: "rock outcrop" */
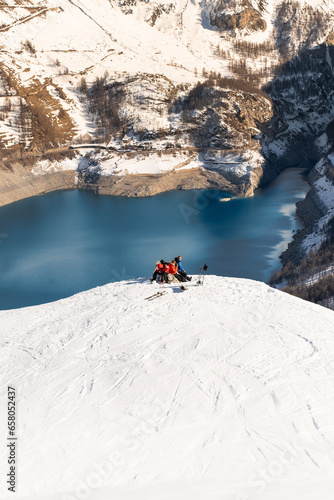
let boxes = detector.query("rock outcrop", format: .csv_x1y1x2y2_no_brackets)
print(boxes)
210,0,267,35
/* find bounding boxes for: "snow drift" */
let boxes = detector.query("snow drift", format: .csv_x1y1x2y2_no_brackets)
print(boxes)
1,276,334,499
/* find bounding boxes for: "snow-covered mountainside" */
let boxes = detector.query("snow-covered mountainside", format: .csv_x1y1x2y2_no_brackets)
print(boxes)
1,276,334,500
1,0,334,203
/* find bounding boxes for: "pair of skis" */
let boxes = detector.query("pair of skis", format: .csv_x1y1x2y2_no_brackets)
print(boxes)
145,283,188,301
145,290,168,301
145,284,187,301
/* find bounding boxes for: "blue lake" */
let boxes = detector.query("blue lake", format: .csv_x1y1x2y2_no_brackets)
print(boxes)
0,167,309,310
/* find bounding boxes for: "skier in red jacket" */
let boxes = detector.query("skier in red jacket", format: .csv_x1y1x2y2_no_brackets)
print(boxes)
151,260,168,283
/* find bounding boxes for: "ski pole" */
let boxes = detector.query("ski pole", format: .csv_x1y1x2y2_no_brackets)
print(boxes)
197,267,202,285
201,264,208,286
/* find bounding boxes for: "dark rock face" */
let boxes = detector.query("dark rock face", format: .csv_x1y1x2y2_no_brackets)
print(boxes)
173,79,272,151
261,45,334,183
78,158,101,184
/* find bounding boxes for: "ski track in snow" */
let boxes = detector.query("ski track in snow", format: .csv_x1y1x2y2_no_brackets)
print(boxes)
1,276,334,499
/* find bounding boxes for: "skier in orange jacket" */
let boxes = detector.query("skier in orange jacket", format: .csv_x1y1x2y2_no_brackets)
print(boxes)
167,260,187,282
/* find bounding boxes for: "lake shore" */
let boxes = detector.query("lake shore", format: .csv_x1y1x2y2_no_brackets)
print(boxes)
0,160,260,207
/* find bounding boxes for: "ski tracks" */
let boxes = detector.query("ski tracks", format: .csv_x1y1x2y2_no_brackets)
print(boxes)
2,276,334,494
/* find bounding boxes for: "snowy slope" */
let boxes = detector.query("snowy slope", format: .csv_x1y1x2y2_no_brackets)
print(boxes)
1,0,332,83
1,276,334,499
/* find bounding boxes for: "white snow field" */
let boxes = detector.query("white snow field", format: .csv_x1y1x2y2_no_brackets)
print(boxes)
1,276,334,499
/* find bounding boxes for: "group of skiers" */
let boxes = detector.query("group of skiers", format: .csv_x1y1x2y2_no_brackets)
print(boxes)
151,256,192,284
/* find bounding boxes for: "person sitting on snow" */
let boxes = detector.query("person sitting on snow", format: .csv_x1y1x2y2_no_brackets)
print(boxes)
167,260,187,283
175,256,192,281
151,260,168,283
